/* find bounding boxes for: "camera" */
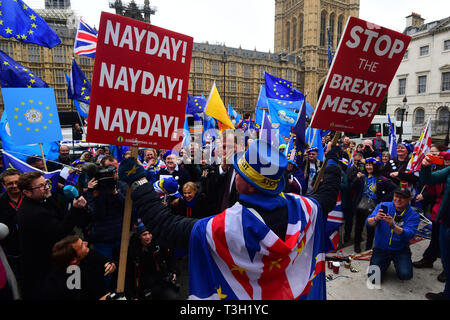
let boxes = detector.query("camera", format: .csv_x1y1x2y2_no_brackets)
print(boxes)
81,163,117,193
381,205,388,213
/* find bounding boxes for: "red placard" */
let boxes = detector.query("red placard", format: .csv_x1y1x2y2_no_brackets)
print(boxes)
310,17,411,133
86,12,193,149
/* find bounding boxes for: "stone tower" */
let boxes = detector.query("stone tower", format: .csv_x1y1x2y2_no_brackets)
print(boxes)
274,0,360,106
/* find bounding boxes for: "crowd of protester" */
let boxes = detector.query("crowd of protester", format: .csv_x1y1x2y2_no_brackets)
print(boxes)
0,128,449,300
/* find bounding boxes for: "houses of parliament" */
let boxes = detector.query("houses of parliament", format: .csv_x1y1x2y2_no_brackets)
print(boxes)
0,0,360,116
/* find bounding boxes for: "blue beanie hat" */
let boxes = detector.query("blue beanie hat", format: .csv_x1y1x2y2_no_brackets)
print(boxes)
136,219,147,235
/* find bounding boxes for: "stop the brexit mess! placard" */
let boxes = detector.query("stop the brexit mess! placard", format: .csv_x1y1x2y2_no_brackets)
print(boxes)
310,17,411,134
86,12,193,149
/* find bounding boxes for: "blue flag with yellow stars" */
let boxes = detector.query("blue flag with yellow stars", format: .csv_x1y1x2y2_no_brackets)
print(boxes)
0,50,48,88
264,72,305,102
186,95,206,121
68,59,91,105
0,0,61,49
1,88,63,145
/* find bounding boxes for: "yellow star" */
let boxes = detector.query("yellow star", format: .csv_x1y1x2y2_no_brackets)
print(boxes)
28,29,34,35
216,286,227,300
22,4,28,10
3,61,8,65
30,14,36,21
125,165,138,176
21,34,27,40
5,27,12,34
230,265,247,276
31,23,37,28
0,20,3,26
84,96,90,101
29,79,35,84
269,258,282,271
295,241,305,255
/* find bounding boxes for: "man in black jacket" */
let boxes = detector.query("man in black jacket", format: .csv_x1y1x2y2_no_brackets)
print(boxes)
41,235,116,300
118,139,342,300
17,171,87,300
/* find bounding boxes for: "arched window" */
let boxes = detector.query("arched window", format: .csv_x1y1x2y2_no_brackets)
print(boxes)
337,15,344,44
395,108,403,122
414,108,425,125
292,18,297,51
329,13,335,47
437,106,449,125
320,11,327,47
299,14,304,48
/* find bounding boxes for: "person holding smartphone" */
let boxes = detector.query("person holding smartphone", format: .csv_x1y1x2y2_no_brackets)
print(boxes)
420,152,450,300
366,187,420,282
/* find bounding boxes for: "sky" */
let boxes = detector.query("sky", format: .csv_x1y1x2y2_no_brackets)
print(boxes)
26,0,450,52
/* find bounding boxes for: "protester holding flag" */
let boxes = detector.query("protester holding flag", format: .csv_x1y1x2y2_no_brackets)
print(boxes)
17,171,87,300
351,158,398,253
118,139,342,300
389,144,419,191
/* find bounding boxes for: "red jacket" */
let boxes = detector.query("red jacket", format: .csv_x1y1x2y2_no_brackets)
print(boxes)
426,183,445,221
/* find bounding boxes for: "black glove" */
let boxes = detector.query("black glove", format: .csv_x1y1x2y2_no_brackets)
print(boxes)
118,158,146,186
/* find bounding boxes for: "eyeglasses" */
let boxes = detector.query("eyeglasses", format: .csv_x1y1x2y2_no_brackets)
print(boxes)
30,181,51,190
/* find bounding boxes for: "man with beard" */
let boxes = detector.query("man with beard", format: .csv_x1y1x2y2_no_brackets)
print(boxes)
17,171,87,300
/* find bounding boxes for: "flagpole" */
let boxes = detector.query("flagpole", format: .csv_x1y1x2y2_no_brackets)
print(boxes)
116,146,139,294
39,143,48,172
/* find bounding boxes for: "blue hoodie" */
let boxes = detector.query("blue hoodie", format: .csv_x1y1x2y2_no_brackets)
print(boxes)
366,202,420,251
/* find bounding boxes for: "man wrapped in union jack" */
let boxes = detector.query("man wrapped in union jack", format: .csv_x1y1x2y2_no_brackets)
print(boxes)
118,139,342,300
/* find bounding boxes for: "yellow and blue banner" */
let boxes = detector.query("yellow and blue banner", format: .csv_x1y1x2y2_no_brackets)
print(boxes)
0,50,48,88
2,88,63,145
2,150,60,193
0,0,61,48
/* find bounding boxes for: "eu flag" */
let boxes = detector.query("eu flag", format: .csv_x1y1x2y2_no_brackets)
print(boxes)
65,72,89,117
0,0,61,49
186,95,206,121
264,72,305,101
68,59,91,105
0,50,48,88
1,88,63,145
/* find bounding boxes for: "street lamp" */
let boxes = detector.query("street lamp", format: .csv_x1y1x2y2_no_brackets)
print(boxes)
445,107,450,146
222,50,227,103
398,96,407,143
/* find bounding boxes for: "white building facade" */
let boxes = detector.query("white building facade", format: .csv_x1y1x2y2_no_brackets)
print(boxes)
386,13,450,141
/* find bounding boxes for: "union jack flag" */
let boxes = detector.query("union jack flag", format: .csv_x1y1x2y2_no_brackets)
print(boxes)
325,193,344,252
188,194,326,300
73,19,97,58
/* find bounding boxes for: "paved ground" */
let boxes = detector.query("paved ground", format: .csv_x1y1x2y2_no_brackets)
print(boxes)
325,237,445,300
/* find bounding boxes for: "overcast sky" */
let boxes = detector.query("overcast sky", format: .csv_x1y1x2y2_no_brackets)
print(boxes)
26,0,450,52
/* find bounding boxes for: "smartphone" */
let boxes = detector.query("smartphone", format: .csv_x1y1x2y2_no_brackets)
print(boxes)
428,155,444,166
380,205,388,214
